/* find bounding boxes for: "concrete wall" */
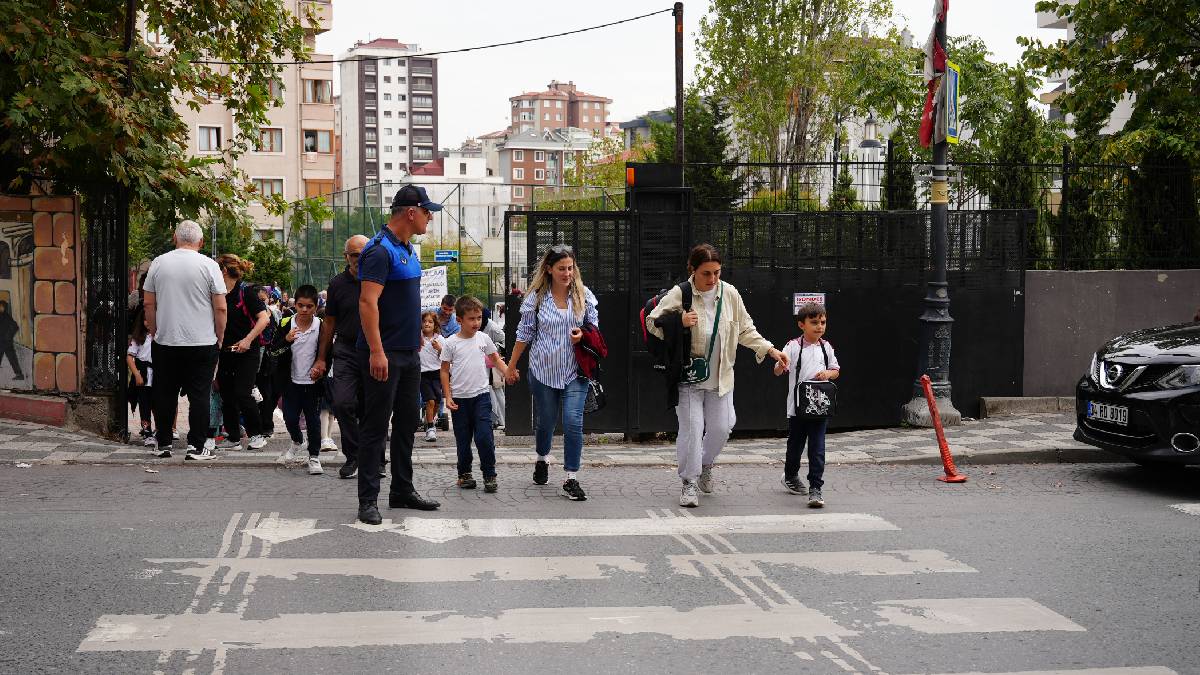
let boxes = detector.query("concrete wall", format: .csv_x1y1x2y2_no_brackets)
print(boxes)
1023,270,1200,396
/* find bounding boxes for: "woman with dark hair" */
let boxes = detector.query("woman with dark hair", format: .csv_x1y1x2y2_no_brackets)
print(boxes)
506,244,598,501
211,253,270,457
647,243,789,508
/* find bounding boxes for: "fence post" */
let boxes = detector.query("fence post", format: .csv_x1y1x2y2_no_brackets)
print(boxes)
1059,144,1070,269
885,138,895,210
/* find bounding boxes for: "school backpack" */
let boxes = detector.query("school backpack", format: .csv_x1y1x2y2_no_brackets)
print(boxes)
639,281,692,369
236,284,277,347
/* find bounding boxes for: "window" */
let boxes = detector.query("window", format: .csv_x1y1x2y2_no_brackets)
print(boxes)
522,100,533,108
198,126,222,152
533,151,544,162
397,76,406,83
459,162,467,175
583,115,589,123
594,102,601,110
413,147,433,160
398,94,407,101
514,186,525,198
364,129,377,142
397,128,407,135
383,93,392,101
383,76,391,83
512,167,524,180
252,178,283,199
365,146,377,159
397,111,407,119
534,168,545,181
303,79,332,103
556,100,562,108
384,128,392,135
519,112,533,121
302,129,331,153
384,163,393,170
255,127,283,153
304,180,333,198
267,78,284,103
396,58,406,66
384,110,393,118
365,114,376,125
144,27,165,44
543,113,550,121
412,95,433,108
364,93,377,108
412,113,432,126
513,150,524,161
383,145,393,153
364,80,376,91
556,114,562,121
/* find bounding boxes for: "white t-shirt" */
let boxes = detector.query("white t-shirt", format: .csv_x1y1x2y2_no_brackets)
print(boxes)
143,248,225,347
127,335,154,385
440,331,498,399
419,333,443,372
782,337,841,417
691,285,723,391
288,316,322,385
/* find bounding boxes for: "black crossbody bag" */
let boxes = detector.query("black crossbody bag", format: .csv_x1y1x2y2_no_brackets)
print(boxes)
793,340,838,420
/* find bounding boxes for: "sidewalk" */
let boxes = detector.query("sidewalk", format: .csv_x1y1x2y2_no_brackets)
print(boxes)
1,411,1108,467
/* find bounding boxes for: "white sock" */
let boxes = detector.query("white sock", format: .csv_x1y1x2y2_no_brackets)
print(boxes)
535,454,550,464
566,471,577,480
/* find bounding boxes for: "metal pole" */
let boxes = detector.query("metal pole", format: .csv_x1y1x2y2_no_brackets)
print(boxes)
903,2,960,427
673,2,684,167
1058,143,1070,269
457,185,464,295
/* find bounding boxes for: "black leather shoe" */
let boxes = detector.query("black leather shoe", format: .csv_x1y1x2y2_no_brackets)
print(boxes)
357,502,382,525
388,492,441,510
338,459,358,479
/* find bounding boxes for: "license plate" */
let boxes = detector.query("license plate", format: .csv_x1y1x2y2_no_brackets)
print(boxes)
1087,401,1128,426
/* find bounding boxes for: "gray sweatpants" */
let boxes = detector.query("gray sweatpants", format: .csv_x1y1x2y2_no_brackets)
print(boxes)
675,386,736,482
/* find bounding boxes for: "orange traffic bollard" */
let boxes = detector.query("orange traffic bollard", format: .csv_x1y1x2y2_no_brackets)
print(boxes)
919,374,967,483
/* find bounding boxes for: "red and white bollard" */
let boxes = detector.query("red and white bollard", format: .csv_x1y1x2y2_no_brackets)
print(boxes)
919,374,967,483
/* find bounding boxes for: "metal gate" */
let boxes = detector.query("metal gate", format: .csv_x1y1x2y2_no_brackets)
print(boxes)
81,184,129,439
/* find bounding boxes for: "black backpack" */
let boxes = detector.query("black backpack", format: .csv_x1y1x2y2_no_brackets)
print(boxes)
639,281,692,369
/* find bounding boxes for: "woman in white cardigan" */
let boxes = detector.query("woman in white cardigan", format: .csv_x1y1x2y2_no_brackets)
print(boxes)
647,244,789,507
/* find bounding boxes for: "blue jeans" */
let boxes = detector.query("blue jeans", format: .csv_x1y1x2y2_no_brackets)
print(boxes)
785,417,827,489
450,392,496,477
529,373,588,472
282,382,322,457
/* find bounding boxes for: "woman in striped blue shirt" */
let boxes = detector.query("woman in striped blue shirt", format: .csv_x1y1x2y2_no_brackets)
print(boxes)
506,245,598,502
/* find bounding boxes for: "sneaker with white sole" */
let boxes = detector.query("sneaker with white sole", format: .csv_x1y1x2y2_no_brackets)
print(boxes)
246,435,269,450
424,426,437,443
320,437,338,452
203,438,216,452
277,443,303,465
679,481,699,507
186,445,216,461
807,487,824,508
559,478,587,501
215,438,241,451
151,444,172,459
141,433,157,447
698,464,715,494
306,456,323,475
781,474,807,495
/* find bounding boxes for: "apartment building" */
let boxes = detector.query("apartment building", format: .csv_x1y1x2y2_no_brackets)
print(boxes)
1036,1,1132,135
338,39,439,189
169,0,335,241
509,81,612,137
498,127,594,206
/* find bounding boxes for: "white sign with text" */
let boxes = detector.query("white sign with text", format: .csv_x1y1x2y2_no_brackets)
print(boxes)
421,266,449,310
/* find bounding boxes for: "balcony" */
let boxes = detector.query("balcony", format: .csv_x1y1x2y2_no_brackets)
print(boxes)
411,66,433,76
1037,1,1074,29
411,83,433,93
413,135,433,145
412,116,433,128
302,0,332,34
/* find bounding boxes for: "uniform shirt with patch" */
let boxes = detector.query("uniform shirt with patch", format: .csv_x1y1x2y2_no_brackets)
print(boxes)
782,337,841,417
440,332,498,399
356,227,422,351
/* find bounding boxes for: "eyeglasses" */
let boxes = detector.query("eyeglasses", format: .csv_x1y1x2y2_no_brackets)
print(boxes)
548,244,574,255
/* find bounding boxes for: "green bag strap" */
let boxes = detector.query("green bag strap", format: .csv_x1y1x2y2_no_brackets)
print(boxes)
703,283,723,361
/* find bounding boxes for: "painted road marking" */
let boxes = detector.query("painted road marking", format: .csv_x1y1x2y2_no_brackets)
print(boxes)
1169,503,1200,516
80,604,857,651
147,556,646,583
241,517,330,544
875,598,1086,634
909,669,1177,675
667,550,977,577
345,512,900,542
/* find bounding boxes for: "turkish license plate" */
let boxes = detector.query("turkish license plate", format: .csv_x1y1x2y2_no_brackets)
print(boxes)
1087,401,1128,426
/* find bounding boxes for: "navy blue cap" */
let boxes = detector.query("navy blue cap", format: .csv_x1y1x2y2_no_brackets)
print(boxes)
390,185,443,212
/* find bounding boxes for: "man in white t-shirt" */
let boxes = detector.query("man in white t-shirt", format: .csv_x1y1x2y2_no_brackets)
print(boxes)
143,220,227,458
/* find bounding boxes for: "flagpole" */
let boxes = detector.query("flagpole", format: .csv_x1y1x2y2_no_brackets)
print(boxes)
903,0,961,427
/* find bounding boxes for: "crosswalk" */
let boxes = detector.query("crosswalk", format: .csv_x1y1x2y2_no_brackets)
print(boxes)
76,509,1178,674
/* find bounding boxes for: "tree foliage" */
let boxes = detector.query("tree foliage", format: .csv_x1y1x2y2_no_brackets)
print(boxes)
246,238,293,290
646,90,740,211
0,0,314,224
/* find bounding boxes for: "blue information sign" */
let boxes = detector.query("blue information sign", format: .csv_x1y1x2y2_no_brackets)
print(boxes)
434,249,459,262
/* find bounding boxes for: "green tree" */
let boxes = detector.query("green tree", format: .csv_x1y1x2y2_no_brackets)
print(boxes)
246,239,293,290
827,166,859,211
0,0,315,227
880,130,919,211
647,90,740,211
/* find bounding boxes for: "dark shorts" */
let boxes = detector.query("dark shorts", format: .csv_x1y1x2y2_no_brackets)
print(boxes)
420,370,443,403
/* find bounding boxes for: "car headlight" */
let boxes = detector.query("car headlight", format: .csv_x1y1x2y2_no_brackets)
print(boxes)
1158,365,1200,389
1089,352,1100,385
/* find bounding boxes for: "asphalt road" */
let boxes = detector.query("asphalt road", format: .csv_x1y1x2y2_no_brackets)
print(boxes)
1,462,1197,675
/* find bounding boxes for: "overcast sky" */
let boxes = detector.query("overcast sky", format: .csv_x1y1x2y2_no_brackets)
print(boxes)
316,1,1052,148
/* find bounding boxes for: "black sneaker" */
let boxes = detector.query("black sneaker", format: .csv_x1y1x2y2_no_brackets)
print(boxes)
338,459,358,479
358,502,382,525
560,478,587,501
457,473,477,489
533,459,549,485
781,474,807,495
483,476,498,493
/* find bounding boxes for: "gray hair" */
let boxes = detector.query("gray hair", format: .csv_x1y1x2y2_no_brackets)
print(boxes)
175,220,204,245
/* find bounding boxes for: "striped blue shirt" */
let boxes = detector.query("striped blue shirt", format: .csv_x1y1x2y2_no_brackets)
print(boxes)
515,287,599,389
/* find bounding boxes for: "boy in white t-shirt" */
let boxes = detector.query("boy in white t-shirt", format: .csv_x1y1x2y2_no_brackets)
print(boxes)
441,296,509,493
271,285,325,475
774,303,841,508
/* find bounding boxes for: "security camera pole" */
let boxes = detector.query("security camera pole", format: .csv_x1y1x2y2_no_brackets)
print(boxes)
903,0,961,427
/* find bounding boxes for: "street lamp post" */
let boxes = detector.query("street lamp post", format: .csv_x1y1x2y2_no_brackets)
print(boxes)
901,4,961,427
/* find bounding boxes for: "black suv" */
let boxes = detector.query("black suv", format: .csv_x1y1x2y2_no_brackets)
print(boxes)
1075,322,1200,466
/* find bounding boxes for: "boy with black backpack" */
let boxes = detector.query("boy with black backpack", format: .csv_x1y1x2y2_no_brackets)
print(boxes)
774,302,841,508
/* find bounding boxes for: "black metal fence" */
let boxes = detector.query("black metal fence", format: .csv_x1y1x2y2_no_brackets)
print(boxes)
82,184,129,439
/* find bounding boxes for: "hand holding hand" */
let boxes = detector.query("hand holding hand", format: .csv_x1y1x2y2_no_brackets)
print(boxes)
681,310,699,328
505,367,520,385
309,360,327,381
769,348,789,369
234,337,253,353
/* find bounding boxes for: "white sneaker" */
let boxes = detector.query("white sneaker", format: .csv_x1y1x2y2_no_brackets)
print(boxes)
277,443,302,465
142,434,157,447
424,426,437,443
186,445,216,461
679,481,699,508
306,456,323,475
698,464,714,494
203,438,216,452
246,435,268,450
320,437,338,452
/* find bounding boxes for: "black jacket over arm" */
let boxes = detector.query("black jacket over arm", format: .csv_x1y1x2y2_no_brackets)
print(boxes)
654,312,691,407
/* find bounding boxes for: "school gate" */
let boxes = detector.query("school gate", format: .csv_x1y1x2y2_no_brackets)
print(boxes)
503,206,1031,436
